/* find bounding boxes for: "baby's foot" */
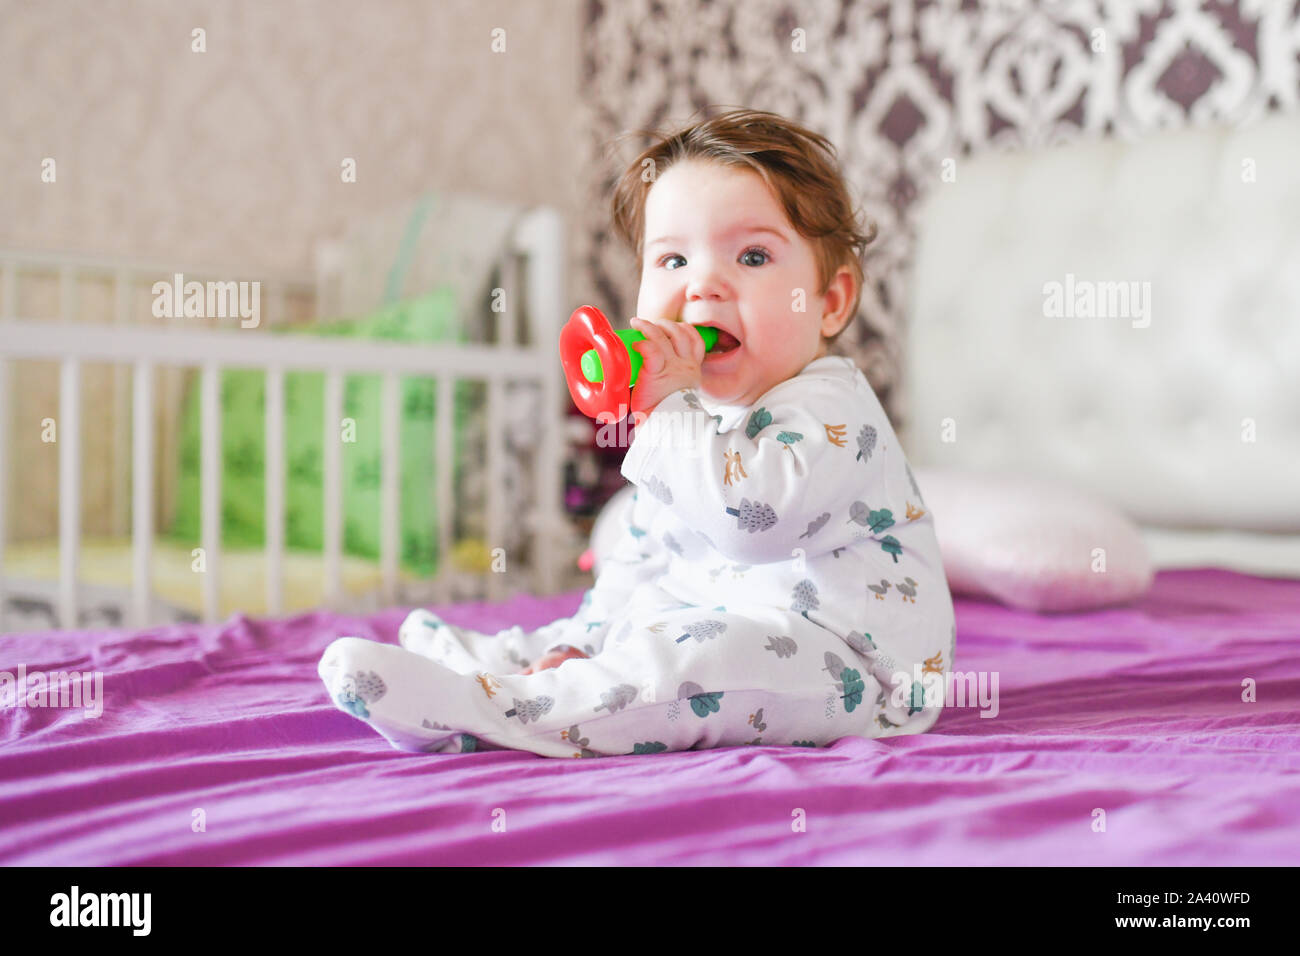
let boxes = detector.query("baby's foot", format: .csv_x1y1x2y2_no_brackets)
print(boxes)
398,608,448,660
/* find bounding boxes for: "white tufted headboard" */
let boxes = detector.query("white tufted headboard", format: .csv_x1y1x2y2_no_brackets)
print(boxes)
901,113,1300,553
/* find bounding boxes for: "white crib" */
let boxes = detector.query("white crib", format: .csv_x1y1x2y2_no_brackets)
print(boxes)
0,206,580,632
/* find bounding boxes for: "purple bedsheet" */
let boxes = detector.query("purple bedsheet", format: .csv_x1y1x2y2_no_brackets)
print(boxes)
2,568,1298,866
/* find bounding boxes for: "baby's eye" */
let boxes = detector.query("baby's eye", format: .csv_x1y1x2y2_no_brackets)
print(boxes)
739,246,770,267
659,254,686,270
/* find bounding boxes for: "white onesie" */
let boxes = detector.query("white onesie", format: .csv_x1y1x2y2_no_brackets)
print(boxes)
318,355,957,757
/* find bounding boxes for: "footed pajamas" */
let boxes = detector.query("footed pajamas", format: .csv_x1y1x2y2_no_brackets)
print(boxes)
318,355,957,757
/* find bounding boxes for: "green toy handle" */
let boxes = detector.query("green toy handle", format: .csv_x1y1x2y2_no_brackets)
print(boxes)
581,325,720,386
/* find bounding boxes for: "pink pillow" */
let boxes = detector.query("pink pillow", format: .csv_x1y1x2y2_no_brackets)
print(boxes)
912,467,1154,613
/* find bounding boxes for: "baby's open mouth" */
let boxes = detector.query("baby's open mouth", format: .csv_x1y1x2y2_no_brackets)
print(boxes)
707,327,742,354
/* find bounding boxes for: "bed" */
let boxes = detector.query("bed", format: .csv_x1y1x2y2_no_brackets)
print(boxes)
1,566,1296,865
3,116,1298,866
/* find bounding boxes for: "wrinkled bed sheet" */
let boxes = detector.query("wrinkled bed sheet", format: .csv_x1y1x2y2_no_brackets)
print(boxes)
1,568,1297,865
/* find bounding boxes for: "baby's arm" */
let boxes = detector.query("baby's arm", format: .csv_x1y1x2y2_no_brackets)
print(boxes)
526,488,669,669
585,491,670,605
621,376,885,566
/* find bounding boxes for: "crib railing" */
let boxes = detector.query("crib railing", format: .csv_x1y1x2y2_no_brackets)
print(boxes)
0,321,571,628
0,248,317,549
0,209,573,630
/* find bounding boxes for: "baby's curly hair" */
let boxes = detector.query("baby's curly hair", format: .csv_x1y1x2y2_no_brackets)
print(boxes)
610,107,878,347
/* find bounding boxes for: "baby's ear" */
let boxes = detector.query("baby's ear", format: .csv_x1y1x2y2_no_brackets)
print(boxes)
820,267,857,336
821,308,852,339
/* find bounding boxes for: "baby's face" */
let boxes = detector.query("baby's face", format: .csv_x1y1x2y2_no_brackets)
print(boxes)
635,159,849,407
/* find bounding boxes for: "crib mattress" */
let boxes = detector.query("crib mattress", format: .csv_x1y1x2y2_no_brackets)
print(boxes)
1,535,410,621
1,568,1298,865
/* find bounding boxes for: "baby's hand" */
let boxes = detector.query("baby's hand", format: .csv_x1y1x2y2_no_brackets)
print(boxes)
519,644,589,674
629,316,704,417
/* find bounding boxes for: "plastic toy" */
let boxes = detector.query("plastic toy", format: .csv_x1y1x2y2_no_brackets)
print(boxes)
559,305,719,420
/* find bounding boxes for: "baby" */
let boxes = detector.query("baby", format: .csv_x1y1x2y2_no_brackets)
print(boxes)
318,108,956,757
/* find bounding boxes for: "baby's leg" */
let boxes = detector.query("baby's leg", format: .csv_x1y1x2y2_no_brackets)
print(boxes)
396,608,587,676
565,605,906,752
395,581,684,675
320,603,907,758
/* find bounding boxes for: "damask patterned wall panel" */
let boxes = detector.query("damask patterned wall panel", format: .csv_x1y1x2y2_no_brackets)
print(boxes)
575,0,1300,438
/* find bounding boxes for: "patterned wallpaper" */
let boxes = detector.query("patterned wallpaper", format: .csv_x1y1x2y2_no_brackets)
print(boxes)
4,0,1299,544
0,0,584,541
0,0,582,275
574,0,1300,467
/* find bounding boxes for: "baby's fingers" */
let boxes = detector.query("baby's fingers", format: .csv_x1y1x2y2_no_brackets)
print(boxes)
631,316,671,356
630,316,670,347
679,323,707,361
630,323,664,370
635,317,693,360
659,319,695,357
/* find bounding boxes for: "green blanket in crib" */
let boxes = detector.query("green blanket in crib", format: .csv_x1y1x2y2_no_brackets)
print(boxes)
168,288,473,576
